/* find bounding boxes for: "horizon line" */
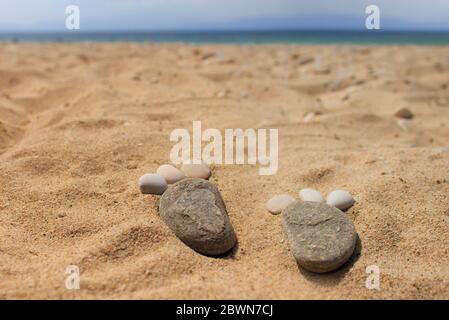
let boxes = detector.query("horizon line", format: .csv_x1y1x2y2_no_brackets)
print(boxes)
1,28,449,34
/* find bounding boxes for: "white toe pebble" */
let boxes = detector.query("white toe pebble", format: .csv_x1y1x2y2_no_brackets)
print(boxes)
266,194,295,214
157,164,185,184
180,163,211,179
138,173,167,195
326,189,355,211
299,188,324,203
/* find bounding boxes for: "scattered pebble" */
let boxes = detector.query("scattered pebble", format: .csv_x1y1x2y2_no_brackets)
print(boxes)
180,163,211,179
282,201,357,273
299,188,324,203
431,147,449,154
395,108,414,119
397,119,414,131
302,112,316,123
201,52,216,60
156,164,185,184
216,90,227,98
326,189,355,211
159,178,237,256
138,173,167,195
240,91,249,98
266,194,295,214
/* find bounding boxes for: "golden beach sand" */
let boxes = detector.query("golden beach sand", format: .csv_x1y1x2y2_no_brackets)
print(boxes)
0,43,448,299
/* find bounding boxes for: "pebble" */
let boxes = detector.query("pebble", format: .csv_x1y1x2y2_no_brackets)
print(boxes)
397,119,414,131
240,91,249,98
299,188,324,203
266,194,295,214
326,189,355,211
302,112,316,123
431,147,449,154
159,178,237,255
138,173,167,195
216,90,227,98
180,163,211,179
395,108,414,119
156,164,185,184
282,201,357,273
201,52,216,60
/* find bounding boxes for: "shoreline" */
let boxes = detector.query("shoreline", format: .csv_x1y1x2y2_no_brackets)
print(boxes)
1,30,449,45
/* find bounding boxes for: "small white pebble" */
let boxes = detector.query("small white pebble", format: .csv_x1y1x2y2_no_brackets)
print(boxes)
326,189,355,211
302,112,316,123
180,163,211,179
240,91,249,98
431,147,449,154
216,90,227,98
397,119,414,131
138,173,167,195
299,188,324,203
266,194,295,214
156,164,185,184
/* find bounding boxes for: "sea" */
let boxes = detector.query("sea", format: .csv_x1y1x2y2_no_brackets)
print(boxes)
0,30,449,45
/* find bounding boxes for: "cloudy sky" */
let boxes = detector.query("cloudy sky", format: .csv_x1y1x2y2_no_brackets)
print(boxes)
0,0,448,31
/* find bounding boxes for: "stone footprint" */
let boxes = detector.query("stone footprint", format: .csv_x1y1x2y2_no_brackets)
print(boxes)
159,178,237,256
282,201,357,273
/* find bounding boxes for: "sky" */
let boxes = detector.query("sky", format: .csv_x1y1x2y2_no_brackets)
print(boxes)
0,0,448,31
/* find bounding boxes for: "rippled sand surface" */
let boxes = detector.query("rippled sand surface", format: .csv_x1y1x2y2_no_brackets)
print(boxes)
0,43,448,299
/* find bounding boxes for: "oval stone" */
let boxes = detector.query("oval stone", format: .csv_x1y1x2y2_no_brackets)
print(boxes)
159,178,237,256
326,189,355,211
266,194,295,214
157,164,185,184
282,201,357,273
138,173,167,195
394,108,414,119
299,188,324,203
180,163,211,179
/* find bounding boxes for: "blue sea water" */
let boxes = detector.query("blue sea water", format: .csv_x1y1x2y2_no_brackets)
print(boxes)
0,31,449,45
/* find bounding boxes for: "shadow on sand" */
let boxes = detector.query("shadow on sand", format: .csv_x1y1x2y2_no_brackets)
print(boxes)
197,240,239,260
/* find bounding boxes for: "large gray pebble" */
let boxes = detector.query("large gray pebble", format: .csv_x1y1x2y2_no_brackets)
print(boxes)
282,201,357,273
159,178,237,256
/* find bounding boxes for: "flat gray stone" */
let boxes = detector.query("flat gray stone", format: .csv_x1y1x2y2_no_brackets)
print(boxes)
159,178,237,256
282,201,357,273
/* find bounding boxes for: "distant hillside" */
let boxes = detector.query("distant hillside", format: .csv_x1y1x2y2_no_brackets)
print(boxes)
210,15,448,31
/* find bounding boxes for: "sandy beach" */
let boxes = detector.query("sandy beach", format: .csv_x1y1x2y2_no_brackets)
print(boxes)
0,43,448,299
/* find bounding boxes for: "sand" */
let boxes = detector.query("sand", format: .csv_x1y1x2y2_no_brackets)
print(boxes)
0,43,448,299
